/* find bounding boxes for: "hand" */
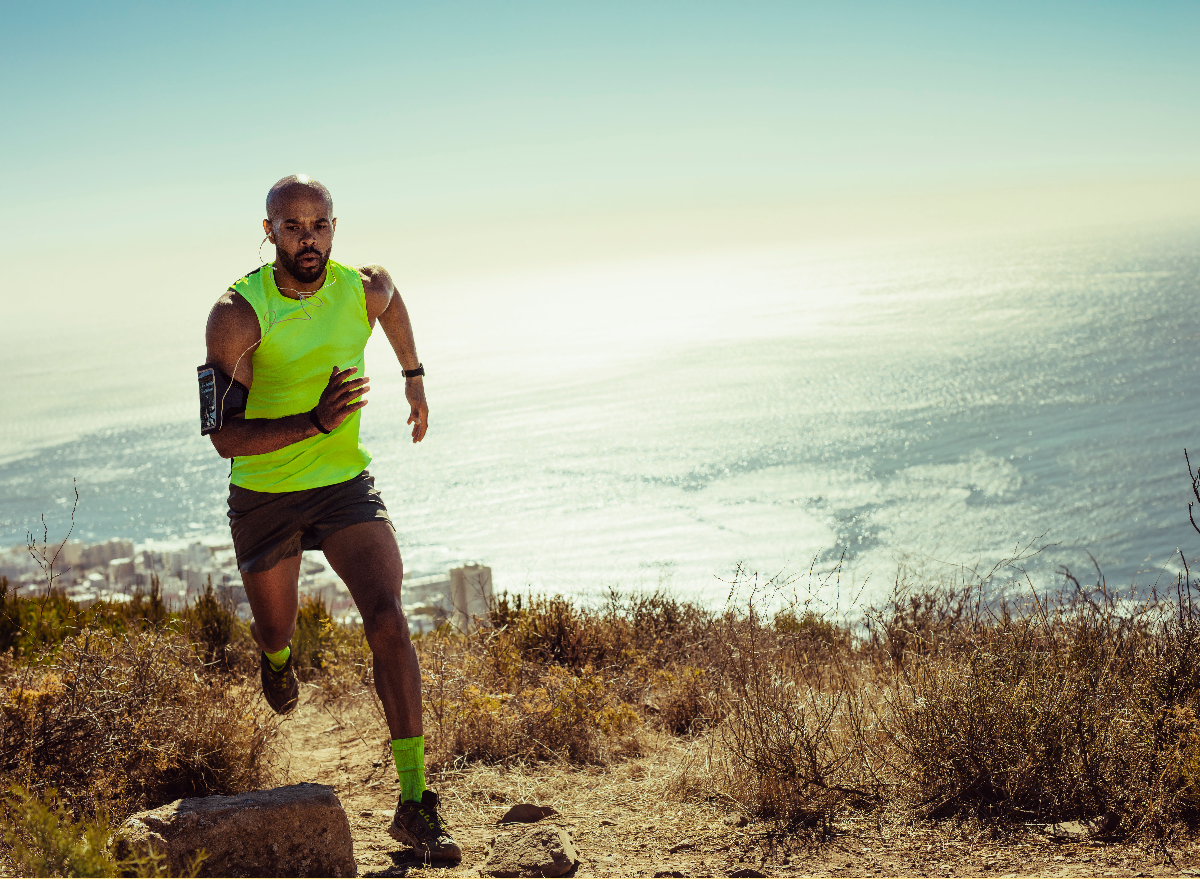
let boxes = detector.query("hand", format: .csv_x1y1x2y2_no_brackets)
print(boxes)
312,366,369,433
406,376,428,443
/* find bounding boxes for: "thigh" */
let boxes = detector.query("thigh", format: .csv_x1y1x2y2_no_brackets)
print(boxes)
320,520,404,613
241,553,303,631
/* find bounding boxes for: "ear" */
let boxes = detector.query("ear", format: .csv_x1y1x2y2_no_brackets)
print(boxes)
331,218,337,235
263,218,275,243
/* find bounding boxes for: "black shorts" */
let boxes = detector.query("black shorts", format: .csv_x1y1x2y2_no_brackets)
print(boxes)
227,470,393,573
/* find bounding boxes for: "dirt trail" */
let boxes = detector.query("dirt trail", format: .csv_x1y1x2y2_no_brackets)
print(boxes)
275,689,1198,878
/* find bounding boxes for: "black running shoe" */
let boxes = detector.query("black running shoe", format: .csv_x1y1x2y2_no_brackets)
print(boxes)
388,790,462,862
260,651,299,715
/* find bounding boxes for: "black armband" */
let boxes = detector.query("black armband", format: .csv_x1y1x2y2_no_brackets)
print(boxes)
197,363,249,436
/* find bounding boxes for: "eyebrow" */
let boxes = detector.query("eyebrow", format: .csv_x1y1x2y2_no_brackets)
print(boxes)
281,217,332,224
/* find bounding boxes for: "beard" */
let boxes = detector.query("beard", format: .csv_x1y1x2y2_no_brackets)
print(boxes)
277,246,330,284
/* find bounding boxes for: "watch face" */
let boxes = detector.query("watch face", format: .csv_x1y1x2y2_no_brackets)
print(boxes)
198,367,218,433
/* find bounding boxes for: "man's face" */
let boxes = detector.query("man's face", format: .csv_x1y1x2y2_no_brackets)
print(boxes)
264,192,336,284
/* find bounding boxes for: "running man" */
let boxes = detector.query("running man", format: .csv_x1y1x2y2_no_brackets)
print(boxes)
201,174,459,862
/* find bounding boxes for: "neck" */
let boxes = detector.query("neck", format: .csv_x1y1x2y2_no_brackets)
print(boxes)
272,262,328,298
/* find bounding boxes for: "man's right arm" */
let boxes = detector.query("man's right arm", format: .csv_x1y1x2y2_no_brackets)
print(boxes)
204,291,369,459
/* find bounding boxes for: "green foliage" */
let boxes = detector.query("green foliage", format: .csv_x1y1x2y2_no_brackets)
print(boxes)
127,575,169,630
0,577,18,658
182,578,242,671
292,594,335,680
2,784,204,877
3,784,117,877
0,578,132,662
773,607,848,646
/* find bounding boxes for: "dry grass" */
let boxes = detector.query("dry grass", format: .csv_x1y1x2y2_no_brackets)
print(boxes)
265,564,1200,839
661,560,1200,839
9,541,1200,859
0,625,277,818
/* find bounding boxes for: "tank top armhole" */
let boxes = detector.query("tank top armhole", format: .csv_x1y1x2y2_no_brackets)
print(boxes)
230,266,270,338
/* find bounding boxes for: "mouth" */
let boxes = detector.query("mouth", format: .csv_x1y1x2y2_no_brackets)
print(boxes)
297,251,321,267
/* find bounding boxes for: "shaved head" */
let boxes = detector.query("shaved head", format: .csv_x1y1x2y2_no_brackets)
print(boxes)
266,174,332,224
263,174,336,285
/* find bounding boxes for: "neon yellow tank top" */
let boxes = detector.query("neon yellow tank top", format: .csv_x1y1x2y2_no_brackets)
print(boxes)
229,259,372,492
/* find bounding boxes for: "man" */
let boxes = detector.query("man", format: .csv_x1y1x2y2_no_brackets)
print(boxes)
202,174,459,862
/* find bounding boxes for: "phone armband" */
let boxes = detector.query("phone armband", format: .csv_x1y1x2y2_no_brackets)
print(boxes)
197,364,249,436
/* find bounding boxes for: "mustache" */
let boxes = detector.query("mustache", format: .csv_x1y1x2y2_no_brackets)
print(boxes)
297,248,322,258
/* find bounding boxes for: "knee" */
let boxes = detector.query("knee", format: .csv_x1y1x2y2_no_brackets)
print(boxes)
252,618,295,653
363,595,411,649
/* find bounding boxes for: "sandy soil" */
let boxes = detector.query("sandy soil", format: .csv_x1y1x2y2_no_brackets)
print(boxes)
274,686,1200,878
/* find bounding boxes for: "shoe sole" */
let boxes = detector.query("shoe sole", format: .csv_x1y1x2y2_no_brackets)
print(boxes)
261,665,299,714
262,689,299,714
387,821,462,862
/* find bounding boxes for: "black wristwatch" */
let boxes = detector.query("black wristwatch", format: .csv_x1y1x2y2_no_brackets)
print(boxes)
308,409,332,434
403,364,425,378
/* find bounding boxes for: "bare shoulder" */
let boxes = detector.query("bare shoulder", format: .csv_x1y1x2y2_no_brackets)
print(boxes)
356,263,395,295
356,263,396,322
205,290,260,364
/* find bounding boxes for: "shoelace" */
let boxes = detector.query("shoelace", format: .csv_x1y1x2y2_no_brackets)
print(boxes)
414,807,441,832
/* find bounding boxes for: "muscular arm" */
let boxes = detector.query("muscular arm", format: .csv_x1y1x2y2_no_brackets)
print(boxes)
360,265,429,443
204,291,367,458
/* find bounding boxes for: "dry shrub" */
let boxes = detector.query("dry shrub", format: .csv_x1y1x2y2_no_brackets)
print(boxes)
0,626,276,817
690,606,877,824
292,595,336,682
181,579,254,673
488,589,720,676
880,571,1200,833
421,629,641,766
285,596,376,701
652,666,711,736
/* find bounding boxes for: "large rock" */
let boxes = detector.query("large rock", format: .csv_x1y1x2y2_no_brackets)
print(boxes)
483,825,578,877
116,782,355,877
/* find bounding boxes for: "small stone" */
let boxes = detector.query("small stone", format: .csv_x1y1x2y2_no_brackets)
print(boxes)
723,814,749,827
728,869,769,878
654,871,688,878
483,825,578,877
116,782,355,877
499,803,559,824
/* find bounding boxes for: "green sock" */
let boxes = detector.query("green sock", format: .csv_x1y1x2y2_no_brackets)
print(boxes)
264,644,291,673
392,736,427,804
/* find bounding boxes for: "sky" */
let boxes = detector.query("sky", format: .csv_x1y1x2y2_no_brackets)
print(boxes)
5,2,1200,255
2,0,1199,452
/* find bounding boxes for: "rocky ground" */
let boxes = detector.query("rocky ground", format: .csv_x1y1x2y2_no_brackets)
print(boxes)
274,687,1200,878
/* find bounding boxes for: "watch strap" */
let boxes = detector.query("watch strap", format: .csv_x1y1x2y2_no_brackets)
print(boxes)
308,409,331,434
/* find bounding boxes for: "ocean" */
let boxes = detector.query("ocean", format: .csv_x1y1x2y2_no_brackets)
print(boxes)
4,222,1200,611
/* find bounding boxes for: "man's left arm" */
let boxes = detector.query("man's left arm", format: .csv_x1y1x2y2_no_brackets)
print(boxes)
360,264,428,443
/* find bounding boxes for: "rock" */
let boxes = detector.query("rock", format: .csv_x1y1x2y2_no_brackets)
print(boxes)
653,871,688,878
116,782,355,877
483,825,578,877
728,868,770,878
723,813,749,827
1044,812,1120,841
499,803,558,823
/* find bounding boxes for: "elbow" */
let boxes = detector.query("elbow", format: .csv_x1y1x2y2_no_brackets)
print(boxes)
209,434,235,459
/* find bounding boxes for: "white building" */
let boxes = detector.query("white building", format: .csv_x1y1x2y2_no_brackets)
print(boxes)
450,564,493,634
